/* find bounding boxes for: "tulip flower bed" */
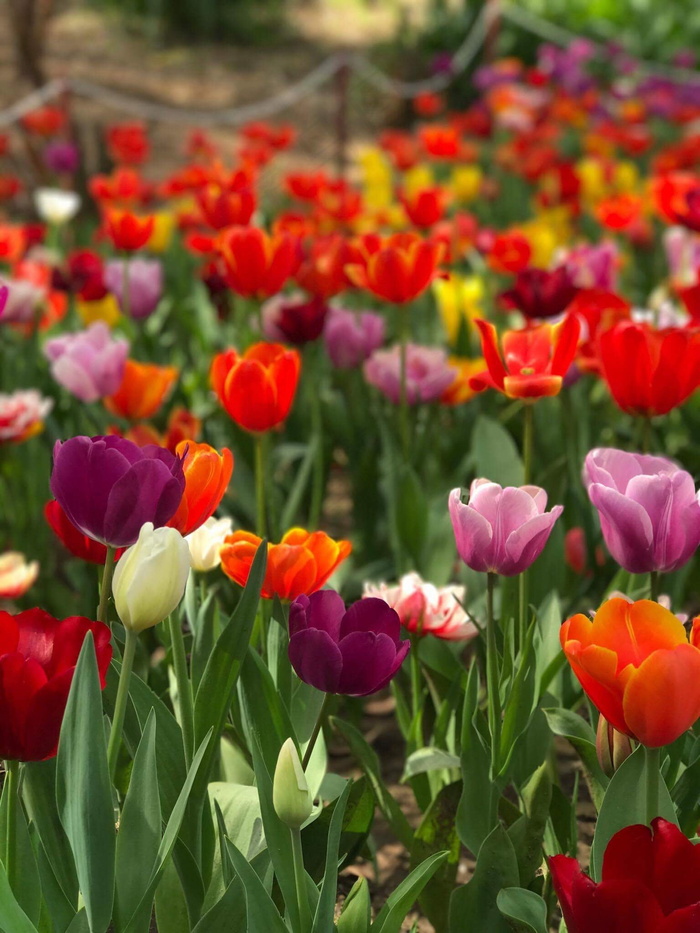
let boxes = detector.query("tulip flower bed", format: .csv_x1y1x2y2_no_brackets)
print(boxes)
4,37,700,933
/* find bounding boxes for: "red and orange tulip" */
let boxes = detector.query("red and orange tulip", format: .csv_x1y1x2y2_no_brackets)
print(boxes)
167,440,234,536
345,232,444,304
216,226,298,299
105,359,178,421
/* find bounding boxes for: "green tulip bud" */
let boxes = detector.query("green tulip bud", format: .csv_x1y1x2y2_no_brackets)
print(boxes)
273,738,313,829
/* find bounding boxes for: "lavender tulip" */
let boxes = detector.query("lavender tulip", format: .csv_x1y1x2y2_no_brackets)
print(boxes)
364,344,457,404
288,590,409,696
583,447,700,574
449,480,563,576
50,435,185,547
323,306,385,369
105,259,163,320
43,322,129,402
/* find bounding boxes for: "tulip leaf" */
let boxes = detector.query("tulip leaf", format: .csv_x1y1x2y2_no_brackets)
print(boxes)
114,710,161,933
470,415,525,488
448,825,519,933
590,745,678,881
497,888,548,933
411,781,462,933
193,541,266,797
312,781,352,933
499,622,538,777
154,859,190,933
32,829,78,933
64,910,90,933
394,463,429,568
0,770,41,927
223,838,289,933
402,747,461,781
330,717,414,850
302,776,375,882
56,633,116,933
240,650,297,776
0,860,39,933
371,850,449,933
506,764,552,887
542,708,609,810
337,876,371,933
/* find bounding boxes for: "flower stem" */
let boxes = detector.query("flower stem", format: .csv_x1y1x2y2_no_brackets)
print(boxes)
168,613,195,770
522,402,534,485
122,253,131,319
107,628,138,783
301,693,331,771
486,572,501,776
307,345,324,530
518,570,529,654
649,570,661,602
97,546,117,626
291,826,312,933
397,306,410,461
254,433,266,539
645,745,661,825
410,633,422,726
3,760,19,892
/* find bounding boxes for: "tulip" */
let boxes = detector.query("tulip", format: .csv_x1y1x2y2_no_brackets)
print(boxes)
34,187,81,226
50,435,185,547
43,321,129,402
186,516,233,573
44,500,124,565
0,553,39,599
469,315,580,399
0,390,53,443
0,608,111,760
596,714,634,777
551,818,700,932
294,234,355,299
449,480,563,576
210,342,301,433
0,277,45,325
104,258,163,319
400,186,447,228
345,232,444,304
440,356,486,406
43,141,80,175
220,528,351,601
105,359,178,420
261,292,329,345
652,171,700,232
364,344,458,404
564,240,619,291
288,590,409,696
432,273,484,344
499,265,579,320
104,209,155,252
167,440,234,536
216,226,298,299
363,572,476,641
561,598,700,747
323,306,385,369
197,186,256,230
583,448,700,574
112,522,191,632
272,738,313,829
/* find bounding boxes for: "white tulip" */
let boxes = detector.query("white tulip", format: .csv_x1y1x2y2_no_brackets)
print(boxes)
185,516,233,573
34,188,81,226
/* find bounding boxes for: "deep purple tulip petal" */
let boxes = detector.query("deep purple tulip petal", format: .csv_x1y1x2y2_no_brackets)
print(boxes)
337,631,401,696
339,598,401,641
503,506,563,576
289,594,311,637
288,629,343,693
103,459,183,546
589,484,654,573
369,637,411,694
302,590,347,640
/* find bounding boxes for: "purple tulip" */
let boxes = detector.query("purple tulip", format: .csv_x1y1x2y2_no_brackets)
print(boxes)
449,480,563,576
364,344,457,404
43,141,80,175
583,448,700,574
43,322,129,403
105,259,163,320
564,241,619,291
323,306,385,369
50,435,185,547
288,590,410,696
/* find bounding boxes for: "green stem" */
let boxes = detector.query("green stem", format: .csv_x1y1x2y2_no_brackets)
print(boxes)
308,346,324,530
3,760,19,892
397,306,410,461
522,402,534,485
97,546,117,626
254,433,266,539
645,745,661,825
291,827,312,933
121,253,131,319
107,628,138,783
486,573,501,777
301,694,331,771
641,416,652,455
649,570,661,603
518,569,529,654
168,614,195,770
410,633,423,726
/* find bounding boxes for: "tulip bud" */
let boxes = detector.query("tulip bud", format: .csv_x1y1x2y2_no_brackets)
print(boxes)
185,516,233,573
272,738,313,829
596,713,634,777
113,522,191,632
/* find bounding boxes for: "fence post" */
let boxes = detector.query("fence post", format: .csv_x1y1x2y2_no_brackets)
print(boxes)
484,0,501,63
335,56,351,179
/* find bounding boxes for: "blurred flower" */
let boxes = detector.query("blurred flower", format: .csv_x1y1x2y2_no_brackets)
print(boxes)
288,590,409,695
487,230,533,273
364,344,457,404
499,265,579,320
0,390,53,443
34,188,81,226
220,528,351,600
43,141,80,175
262,292,329,345
105,359,178,420
449,481,563,576
106,122,150,165
0,608,111,761
0,277,45,325
167,440,233,536
433,274,484,344
583,448,700,574
21,106,66,137
561,598,700,747
440,356,486,405
104,209,155,252
346,232,444,304
104,258,163,320
44,500,124,565
43,321,128,402
400,187,447,228
363,572,476,641
323,306,385,369
0,553,38,599
273,738,313,829
211,342,300,433
186,516,233,573
216,226,298,299
50,435,185,547
113,522,190,632
564,241,619,291
76,294,121,327
564,526,605,575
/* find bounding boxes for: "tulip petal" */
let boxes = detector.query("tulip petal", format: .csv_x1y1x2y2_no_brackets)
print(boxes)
339,598,401,641
337,631,407,696
298,590,346,640
288,629,343,693
502,506,562,575
448,488,494,573
622,644,700,746
589,483,654,573
570,874,664,933
648,818,700,915
660,904,700,932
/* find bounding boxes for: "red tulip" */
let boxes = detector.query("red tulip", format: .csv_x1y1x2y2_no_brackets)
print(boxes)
44,501,124,565
345,233,444,304
216,226,298,299
104,209,155,252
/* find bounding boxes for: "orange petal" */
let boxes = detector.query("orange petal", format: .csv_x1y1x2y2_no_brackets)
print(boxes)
623,644,700,746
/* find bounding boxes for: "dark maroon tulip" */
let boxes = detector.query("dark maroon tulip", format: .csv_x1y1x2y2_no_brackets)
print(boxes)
50,435,185,547
499,266,579,320
288,590,410,696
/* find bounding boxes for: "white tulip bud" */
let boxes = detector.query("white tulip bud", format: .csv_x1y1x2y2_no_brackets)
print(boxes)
185,516,233,573
272,738,313,830
34,188,81,226
113,522,191,632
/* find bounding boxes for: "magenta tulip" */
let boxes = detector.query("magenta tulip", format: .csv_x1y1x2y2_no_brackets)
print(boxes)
323,306,385,369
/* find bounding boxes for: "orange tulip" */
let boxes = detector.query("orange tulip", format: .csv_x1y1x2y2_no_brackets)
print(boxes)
104,209,155,252
345,232,444,304
470,315,580,400
216,226,298,299
561,598,700,747
210,342,300,433
105,359,178,420
220,528,352,600
167,441,234,536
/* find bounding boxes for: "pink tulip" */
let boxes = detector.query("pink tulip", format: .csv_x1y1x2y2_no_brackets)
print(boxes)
364,343,457,404
363,572,477,641
43,322,129,403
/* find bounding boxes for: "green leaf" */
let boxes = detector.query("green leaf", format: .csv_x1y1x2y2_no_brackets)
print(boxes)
114,711,161,933
589,745,677,881
154,858,190,933
240,650,296,776
0,771,41,926
448,825,519,933
402,748,460,781
543,708,609,810
0,860,38,933
312,782,352,933
395,464,428,567
331,717,413,850
32,830,77,933
471,415,524,487
371,850,448,933
56,634,116,933
499,624,538,776
223,840,288,933
506,764,551,887
411,781,462,933
497,888,548,933
337,876,371,933
302,777,375,882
